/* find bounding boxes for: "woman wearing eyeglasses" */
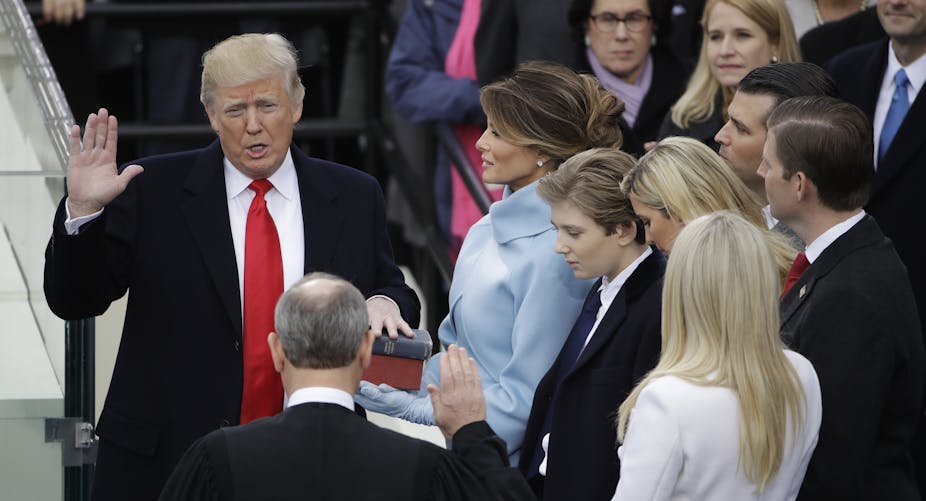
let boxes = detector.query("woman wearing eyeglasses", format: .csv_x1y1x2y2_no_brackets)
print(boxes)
568,0,690,143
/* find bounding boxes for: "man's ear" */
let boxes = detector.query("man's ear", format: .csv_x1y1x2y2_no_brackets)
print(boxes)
291,98,303,124
268,332,285,373
614,221,638,245
358,329,375,370
794,171,811,202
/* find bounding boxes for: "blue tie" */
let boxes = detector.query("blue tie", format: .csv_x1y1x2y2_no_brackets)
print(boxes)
526,289,603,477
554,290,603,379
879,69,910,162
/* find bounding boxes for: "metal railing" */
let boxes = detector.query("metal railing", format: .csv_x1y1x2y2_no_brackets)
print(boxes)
1,2,94,500
25,1,371,17
2,0,73,166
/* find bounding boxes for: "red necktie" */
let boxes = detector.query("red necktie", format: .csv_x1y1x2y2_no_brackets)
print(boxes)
240,179,284,423
781,252,810,299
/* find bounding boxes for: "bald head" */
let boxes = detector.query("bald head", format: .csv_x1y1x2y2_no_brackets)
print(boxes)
273,273,369,369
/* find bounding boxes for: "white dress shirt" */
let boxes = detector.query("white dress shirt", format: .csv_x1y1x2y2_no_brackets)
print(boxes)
538,246,653,476
803,210,865,264
287,386,355,411
761,205,778,230
873,45,926,166
582,247,654,352
224,150,305,312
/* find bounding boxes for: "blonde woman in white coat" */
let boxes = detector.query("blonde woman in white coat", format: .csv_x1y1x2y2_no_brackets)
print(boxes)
612,211,822,500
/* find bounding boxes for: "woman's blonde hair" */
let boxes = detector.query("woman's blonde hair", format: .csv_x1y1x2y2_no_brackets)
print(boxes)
537,148,644,242
200,33,306,109
617,211,807,492
621,137,796,280
480,61,624,169
669,0,800,128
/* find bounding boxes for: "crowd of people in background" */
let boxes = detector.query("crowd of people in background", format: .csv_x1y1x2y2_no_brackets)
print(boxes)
34,0,926,499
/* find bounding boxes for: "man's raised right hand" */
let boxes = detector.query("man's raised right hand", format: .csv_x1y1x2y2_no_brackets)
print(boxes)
66,108,144,218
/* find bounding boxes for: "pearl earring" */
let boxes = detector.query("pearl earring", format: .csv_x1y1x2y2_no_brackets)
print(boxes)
537,159,545,168
771,55,779,63
584,34,591,47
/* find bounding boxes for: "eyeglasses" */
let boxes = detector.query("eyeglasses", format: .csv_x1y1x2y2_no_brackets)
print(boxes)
589,12,652,33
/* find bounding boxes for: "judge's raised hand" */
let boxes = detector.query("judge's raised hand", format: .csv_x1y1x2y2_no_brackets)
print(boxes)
66,108,144,218
428,345,486,439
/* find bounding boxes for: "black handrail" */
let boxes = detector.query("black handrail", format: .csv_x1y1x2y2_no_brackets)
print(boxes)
435,122,493,215
24,1,372,17
64,319,95,501
368,121,453,282
115,120,369,140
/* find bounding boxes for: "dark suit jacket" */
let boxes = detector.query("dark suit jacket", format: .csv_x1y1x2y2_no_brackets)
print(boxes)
826,39,926,343
519,251,664,500
657,91,724,151
779,215,924,500
630,49,690,144
799,9,885,67
828,40,926,497
474,0,577,86
43,141,420,501
158,402,535,501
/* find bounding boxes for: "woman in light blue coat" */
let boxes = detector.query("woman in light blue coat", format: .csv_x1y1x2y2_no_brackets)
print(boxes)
357,62,627,462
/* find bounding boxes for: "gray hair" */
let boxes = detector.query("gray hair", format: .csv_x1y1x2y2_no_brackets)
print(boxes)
273,272,369,369
200,33,306,109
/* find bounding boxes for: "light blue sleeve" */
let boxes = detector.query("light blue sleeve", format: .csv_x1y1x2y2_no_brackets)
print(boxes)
421,220,485,391
421,223,590,462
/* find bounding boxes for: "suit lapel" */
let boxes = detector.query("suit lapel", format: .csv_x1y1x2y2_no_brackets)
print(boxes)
851,40,888,120
874,81,926,199
779,216,881,329
780,273,817,328
571,252,661,373
180,141,242,340
573,291,627,372
292,146,342,272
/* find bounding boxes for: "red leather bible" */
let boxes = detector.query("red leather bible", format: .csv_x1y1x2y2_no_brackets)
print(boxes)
364,329,433,390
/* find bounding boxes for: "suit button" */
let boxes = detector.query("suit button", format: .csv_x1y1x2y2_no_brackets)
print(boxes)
220,419,231,428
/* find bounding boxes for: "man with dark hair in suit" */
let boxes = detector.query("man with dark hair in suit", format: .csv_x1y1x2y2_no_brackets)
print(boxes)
714,62,838,235
159,273,533,500
761,95,925,500
825,2,926,488
44,33,420,501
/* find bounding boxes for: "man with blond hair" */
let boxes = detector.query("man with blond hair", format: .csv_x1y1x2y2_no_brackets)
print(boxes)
44,33,419,500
